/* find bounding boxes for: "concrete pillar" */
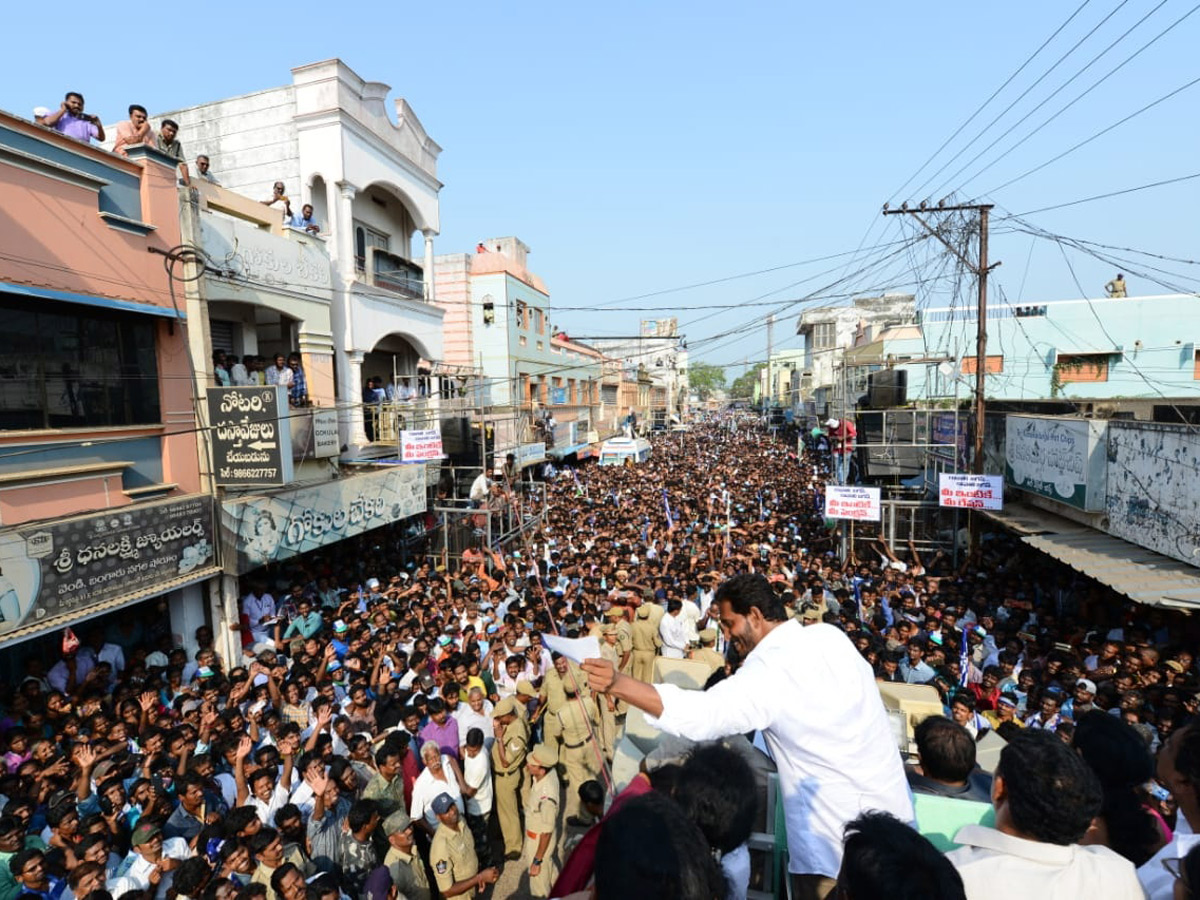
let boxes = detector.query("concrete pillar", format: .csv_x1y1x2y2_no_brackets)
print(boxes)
422,229,437,303
346,350,368,446
333,182,366,449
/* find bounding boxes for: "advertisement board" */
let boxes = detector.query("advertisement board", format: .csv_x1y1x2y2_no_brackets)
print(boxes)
221,466,426,572
938,473,1004,510
825,485,882,521
1005,416,1107,511
0,495,217,636
207,386,294,486
400,429,444,463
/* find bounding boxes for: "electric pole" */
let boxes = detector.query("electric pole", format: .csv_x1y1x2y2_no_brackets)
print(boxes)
883,202,999,548
766,314,774,410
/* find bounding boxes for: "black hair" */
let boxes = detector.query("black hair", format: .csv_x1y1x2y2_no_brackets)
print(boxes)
247,828,279,855
838,811,966,900
269,862,300,897
996,729,1102,845
274,804,302,827
578,779,605,807
915,717,976,784
128,105,147,117
9,847,42,878
1182,843,1200,900
594,792,725,900
65,92,83,102
673,742,757,854
465,728,484,749
161,119,179,131
174,856,213,894
713,573,786,623
225,807,261,838
347,800,378,833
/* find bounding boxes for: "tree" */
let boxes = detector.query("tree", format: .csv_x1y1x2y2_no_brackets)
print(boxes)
687,362,726,400
730,363,765,399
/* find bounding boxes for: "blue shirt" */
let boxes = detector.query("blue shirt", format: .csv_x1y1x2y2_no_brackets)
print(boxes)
900,659,937,684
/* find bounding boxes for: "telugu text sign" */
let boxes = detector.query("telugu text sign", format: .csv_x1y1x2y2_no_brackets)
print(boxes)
207,386,294,486
0,494,217,635
938,473,1004,510
825,485,882,521
400,429,443,462
221,465,426,572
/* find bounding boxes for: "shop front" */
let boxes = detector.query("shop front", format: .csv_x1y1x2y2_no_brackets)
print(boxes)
0,494,221,678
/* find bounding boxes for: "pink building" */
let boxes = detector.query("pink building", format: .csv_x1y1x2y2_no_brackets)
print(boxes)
0,111,218,661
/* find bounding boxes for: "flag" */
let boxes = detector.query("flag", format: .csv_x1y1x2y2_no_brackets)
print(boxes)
663,489,674,529
571,468,584,497
959,627,970,688
62,627,80,656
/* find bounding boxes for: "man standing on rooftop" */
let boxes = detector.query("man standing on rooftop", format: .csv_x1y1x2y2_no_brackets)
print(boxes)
583,571,913,900
42,92,104,144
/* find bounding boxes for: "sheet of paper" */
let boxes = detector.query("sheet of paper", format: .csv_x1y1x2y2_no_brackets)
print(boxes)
541,633,601,665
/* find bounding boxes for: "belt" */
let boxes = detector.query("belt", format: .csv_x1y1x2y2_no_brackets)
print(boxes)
563,741,586,749
496,770,521,777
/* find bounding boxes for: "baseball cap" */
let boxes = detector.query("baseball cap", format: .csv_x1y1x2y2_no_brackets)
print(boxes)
1076,678,1097,694
366,578,380,591
997,692,1018,708
334,620,348,634
431,793,456,816
131,822,162,846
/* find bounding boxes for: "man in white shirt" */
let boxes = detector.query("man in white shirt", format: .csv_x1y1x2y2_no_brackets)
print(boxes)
265,354,294,389
242,585,276,648
948,729,1142,900
583,572,912,899
659,600,689,659
1140,723,1200,898
460,727,494,861
113,822,189,899
455,688,494,752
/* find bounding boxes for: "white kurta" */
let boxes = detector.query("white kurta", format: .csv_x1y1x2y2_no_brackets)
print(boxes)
950,824,1144,900
647,620,912,878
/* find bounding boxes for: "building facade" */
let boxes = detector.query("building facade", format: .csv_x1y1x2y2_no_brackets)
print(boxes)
0,112,218,666
160,59,445,452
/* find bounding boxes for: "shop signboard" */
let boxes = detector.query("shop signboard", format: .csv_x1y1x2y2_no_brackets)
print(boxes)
0,494,217,636
207,386,294,486
400,429,444,462
1005,415,1107,511
517,442,547,468
290,408,340,460
222,466,426,572
824,486,881,521
938,473,1004,510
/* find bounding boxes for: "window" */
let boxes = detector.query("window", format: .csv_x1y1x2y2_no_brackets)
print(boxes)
0,296,160,430
568,379,576,403
602,384,618,404
354,222,389,273
516,301,528,330
813,322,837,349
960,355,1005,374
1056,353,1111,383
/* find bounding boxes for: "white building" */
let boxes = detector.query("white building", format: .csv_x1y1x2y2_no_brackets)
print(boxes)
797,294,915,411
589,319,689,428
160,59,445,451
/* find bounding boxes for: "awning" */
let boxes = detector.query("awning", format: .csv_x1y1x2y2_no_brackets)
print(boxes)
546,441,591,460
982,503,1200,610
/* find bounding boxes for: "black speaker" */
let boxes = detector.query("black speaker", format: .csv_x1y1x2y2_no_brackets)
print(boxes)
857,410,924,479
867,370,908,408
439,417,471,455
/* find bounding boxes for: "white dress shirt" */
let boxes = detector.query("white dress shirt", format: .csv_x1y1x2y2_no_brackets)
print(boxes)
1139,831,1200,899
659,613,688,659
648,620,912,878
242,591,276,645
949,824,1144,900
461,748,493,817
409,758,464,829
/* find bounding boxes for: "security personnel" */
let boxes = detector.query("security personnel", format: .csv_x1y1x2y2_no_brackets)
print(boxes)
688,628,727,676
1105,273,1127,298
597,625,624,759
522,744,561,898
382,810,430,900
540,654,581,751
555,684,600,819
630,604,661,683
490,697,529,860
429,792,498,898
605,607,633,675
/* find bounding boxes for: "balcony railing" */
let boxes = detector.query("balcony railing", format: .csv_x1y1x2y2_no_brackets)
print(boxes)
367,248,425,300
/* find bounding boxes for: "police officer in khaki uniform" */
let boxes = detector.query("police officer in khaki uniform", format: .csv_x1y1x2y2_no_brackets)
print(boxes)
556,683,600,819
490,697,529,860
540,654,581,751
382,810,431,900
605,607,633,675
630,604,661,683
597,624,624,759
688,627,727,676
522,744,561,898
429,792,498,898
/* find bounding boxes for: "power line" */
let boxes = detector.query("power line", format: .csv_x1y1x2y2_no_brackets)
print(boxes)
1004,170,1200,216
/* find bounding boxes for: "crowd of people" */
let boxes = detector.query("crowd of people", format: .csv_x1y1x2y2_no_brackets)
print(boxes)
1,417,1198,899
211,353,310,408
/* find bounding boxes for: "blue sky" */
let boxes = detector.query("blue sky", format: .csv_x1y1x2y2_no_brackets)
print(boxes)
6,0,1199,380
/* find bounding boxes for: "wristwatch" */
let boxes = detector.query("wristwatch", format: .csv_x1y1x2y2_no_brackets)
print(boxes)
532,858,543,866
